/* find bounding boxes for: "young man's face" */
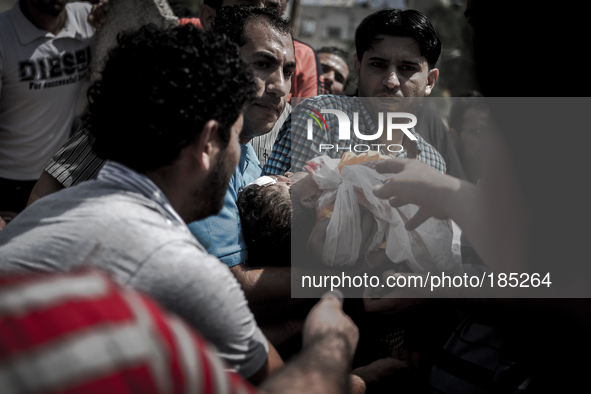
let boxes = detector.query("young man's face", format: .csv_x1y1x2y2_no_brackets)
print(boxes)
354,35,438,113
318,53,349,95
240,20,296,142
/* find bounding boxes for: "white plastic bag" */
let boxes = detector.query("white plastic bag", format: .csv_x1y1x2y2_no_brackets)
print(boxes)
305,155,459,273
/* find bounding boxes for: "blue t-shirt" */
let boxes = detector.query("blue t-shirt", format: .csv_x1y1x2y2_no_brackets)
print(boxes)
188,143,262,267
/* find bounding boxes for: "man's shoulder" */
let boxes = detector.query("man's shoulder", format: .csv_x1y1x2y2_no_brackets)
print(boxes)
413,131,447,174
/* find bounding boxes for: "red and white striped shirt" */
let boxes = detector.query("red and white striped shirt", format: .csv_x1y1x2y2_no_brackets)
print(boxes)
0,269,257,394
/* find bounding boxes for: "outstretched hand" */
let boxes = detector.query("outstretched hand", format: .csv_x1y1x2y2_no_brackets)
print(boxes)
302,291,359,362
372,158,462,231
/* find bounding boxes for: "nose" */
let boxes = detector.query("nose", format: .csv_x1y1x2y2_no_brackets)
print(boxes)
266,69,290,98
324,70,335,91
382,68,400,89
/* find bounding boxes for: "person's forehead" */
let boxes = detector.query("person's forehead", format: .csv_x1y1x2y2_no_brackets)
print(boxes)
318,53,349,75
364,35,425,64
242,20,294,58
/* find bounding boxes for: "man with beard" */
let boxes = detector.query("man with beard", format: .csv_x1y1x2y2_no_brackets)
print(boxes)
264,8,446,175
0,0,93,214
187,7,303,325
21,6,306,328
0,24,283,384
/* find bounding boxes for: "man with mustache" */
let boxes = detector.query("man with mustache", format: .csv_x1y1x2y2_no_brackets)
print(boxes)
264,8,446,175
187,7,305,328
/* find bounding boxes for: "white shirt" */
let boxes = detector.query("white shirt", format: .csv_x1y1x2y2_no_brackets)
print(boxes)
0,1,94,180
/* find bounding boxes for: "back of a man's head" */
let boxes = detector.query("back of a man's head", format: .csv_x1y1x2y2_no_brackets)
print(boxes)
203,0,282,15
87,24,255,173
211,5,292,47
355,8,441,69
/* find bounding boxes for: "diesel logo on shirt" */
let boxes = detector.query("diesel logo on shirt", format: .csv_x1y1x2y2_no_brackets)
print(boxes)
18,46,91,82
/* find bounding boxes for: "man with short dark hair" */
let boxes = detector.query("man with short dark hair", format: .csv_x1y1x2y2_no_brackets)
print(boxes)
317,46,350,95
199,0,322,101
0,23,280,383
265,8,446,175
187,6,299,324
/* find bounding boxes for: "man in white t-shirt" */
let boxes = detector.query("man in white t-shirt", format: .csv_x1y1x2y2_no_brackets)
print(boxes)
0,0,94,213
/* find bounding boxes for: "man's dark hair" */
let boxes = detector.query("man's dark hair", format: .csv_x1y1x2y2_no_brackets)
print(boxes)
211,5,292,47
87,24,255,173
355,8,442,69
317,46,349,64
204,0,283,16
448,92,487,133
169,0,195,17
237,185,291,266
203,0,223,12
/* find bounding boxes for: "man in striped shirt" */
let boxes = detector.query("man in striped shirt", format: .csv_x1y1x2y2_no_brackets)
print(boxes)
0,269,363,394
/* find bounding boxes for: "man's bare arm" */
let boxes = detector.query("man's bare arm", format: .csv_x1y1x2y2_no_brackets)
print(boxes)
230,263,317,320
372,158,509,272
248,339,284,386
27,171,65,207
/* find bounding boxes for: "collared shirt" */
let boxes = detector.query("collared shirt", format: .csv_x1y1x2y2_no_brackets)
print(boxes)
98,161,190,236
263,95,447,175
188,143,262,267
251,103,291,167
0,1,94,180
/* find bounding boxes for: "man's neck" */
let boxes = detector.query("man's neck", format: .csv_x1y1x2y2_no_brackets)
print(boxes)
20,0,67,35
145,168,193,223
239,135,252,145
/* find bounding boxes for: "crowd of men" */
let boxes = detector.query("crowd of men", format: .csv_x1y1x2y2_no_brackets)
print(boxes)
0,0,590,393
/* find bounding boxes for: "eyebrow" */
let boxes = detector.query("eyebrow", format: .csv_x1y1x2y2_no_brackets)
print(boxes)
251,51,296,69
367,56,422,66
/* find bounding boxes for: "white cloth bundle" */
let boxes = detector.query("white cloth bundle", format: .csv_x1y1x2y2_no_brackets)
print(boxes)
305,155,460,273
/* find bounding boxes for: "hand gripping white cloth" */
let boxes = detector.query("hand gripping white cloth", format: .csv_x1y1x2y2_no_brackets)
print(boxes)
304,155,460,273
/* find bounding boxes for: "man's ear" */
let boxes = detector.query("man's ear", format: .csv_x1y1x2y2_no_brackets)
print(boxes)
193,119,219,171
199,5,217,30
353,53,361,86
424,68,439,96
